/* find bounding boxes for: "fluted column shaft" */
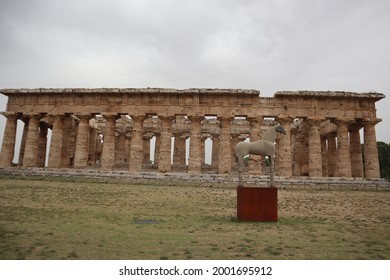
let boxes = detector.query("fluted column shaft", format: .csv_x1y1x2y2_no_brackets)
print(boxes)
18,118,29,166
129,115,145,172
101,114,118,170
48,115,64,168
350,125,364,178
218,117,232,174
321,137,328,177
336,118,352,178
0,112,18,167
173,134,186,166
276,115,292,177
23,114,40,167
363,119,381,179
308,117,324,177
159,116,174,173
88,128,97,166
37,124,48,167
211,134,219,169
327,133,337,177
188,116,202,174
74,115,91,168
247,117,263,175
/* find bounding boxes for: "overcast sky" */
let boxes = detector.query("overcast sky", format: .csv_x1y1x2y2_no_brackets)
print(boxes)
0,0,389,146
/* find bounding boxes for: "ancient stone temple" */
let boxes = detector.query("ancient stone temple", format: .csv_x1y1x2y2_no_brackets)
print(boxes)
0,88,385,180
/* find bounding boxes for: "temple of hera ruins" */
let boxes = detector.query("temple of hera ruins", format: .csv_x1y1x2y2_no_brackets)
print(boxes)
0,88,385,180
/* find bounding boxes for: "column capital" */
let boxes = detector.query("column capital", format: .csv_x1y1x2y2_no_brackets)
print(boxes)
307,116,326,125
101,113,120,121
276,114,293,124
131,114,147,122
188,115,203,123
363,118,382,126
0,111,18,120
160,115,176,123
333,117,354,126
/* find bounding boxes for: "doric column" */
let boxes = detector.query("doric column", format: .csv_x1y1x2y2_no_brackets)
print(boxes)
22,114,41,167
143,134,152,165
188,116,202,174
363,118,381,179
211,134,219,169
48,115,64,168
37,124,48,167
154,135,160,165
88,127,97,167
159,116,174,173
276,114,292,177
173,133,186,166
247,116,263,175
327,133,337,177
74,114,92,168
321,137,328,177
129,115,145,172
218,116,232,174
0,112,18,167
335,118,353,178
101,114,119,171
18,117,29,166
307,116,325,177
350,123,364,178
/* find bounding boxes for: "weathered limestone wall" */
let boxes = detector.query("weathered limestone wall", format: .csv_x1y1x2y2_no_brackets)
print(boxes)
0,88,385,181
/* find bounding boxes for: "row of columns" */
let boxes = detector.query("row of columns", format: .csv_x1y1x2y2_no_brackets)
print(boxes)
0,112,382,179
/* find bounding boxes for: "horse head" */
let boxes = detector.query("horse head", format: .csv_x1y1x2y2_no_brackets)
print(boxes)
276,125,286,135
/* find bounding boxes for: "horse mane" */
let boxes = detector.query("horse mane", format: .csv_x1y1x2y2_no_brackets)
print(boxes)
262,125,278,142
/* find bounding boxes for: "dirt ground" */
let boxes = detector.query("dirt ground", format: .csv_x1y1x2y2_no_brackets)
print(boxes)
0,177,389,260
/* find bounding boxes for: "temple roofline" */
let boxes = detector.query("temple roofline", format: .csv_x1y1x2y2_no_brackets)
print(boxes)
0,88,260,96
274,90,385,100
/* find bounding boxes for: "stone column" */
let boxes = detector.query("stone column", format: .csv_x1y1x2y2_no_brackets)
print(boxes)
307,117,324,177
350,123,364,178
129,115,145,172
0,112,18,167
143,134,152,165
321,137,328,177
230,133,241,172
211,134,219,169
327,133,337,177
154,135,161,165
218,117,232,174
18,117,29,166
335,118,353,178
247,116,263,175
74,114,92,168
88,127,97,167
159,116,174,173
48,115,65,168
173,133,186,166
276,114,293,177
37,124,48,167
101,114,119,171
363,118,381,179
23,114,41,167
188,116,202,174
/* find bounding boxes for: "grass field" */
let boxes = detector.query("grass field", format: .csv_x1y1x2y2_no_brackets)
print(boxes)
0,177,389,260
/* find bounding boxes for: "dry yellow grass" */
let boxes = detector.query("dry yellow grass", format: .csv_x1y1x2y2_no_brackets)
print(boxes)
0,177,389,260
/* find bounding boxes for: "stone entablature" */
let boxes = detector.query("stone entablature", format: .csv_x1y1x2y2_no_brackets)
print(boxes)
0,88,385,181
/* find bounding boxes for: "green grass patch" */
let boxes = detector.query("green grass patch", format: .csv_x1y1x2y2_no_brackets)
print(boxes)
0,178,389,260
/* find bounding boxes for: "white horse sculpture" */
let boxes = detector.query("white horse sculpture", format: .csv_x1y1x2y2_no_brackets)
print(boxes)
235,125,286,187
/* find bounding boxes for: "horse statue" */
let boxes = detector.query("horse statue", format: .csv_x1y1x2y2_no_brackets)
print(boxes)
235,125,286,187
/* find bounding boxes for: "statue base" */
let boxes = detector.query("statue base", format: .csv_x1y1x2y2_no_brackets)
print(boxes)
237,186,278,222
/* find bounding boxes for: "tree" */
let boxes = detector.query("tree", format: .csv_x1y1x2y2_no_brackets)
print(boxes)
377,141,390,181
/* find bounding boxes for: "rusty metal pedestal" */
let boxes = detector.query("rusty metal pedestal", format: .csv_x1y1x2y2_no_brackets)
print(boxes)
237,186,278,222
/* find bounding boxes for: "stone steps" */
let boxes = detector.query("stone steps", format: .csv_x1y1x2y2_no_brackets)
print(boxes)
0,167,389,191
